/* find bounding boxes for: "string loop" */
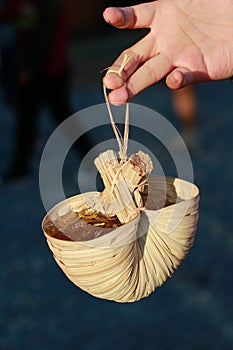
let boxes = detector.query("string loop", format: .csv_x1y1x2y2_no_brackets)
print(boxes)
103,54,131,161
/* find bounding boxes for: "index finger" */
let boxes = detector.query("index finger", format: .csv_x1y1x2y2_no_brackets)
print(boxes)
103,51,139,90
103,32,158,90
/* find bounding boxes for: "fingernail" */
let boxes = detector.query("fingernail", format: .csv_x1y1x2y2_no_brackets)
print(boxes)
169,73,178,85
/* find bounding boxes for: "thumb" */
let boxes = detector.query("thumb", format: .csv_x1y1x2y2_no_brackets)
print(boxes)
103,7,130,28
103,4,155,29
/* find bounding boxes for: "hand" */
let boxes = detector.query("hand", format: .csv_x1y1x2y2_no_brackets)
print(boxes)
103,0,233,105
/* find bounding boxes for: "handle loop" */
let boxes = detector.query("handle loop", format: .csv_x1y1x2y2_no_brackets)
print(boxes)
103,54,131,161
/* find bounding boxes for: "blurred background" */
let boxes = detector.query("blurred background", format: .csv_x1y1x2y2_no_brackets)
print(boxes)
0,1,232,349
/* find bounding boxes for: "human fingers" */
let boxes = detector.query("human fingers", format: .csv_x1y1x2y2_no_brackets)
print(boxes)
126,53,172,100
107,86,129,106
103,52,142,91
106,52,172,106
102,55,135,105
103,2,156,29
166,68,194,89
166,67,210,89
103,32,159,91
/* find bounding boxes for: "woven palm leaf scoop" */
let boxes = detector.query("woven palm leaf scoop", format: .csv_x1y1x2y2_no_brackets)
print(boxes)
42,55,200,303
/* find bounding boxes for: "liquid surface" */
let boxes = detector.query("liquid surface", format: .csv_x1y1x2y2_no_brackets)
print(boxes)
43,209,122,242
43,188,181,242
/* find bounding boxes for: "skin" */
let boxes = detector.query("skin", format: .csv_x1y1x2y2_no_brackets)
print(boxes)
102,0,233,105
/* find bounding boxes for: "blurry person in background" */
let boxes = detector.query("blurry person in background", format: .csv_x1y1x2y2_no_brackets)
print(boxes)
171,86,199,152
0,0,90,184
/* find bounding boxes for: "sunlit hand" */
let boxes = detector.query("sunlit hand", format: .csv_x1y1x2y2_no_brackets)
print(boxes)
103,0,233,105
